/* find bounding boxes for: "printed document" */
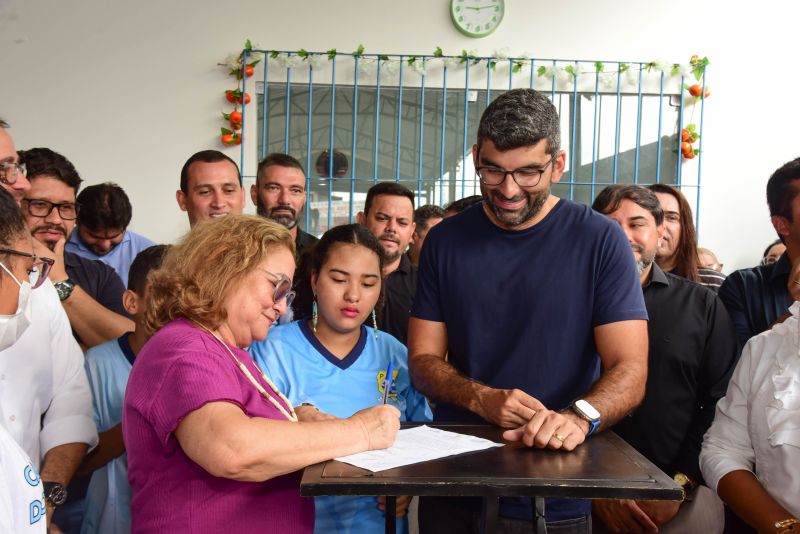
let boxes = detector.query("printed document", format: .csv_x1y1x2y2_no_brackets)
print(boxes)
335,425,504,472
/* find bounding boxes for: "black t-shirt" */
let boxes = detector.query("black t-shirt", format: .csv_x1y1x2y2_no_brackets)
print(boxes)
65,251,127,317
378,254,417,346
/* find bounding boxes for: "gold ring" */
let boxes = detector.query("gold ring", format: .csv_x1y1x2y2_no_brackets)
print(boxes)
553,433,565,443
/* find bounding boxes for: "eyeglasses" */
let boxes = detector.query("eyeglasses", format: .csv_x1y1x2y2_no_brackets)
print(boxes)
476,156,557,188
0,247,54,289
23,198,78,220
261,269,295,308
0,161,26,185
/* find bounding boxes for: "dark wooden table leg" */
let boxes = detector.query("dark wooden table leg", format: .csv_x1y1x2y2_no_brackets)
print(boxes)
385,496,396,534
483,496,499,534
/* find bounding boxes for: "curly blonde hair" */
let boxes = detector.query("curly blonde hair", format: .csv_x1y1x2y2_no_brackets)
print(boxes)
144,215,295,336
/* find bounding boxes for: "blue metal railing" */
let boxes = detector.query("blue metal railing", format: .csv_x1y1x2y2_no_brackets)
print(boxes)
244,50,705,236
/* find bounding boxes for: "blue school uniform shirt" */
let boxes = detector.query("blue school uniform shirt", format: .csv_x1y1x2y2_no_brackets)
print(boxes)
251,321,432,534
66,230,155,287
81,334,135,534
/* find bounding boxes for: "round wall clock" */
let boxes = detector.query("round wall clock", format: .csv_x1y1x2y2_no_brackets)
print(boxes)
450,0,505,38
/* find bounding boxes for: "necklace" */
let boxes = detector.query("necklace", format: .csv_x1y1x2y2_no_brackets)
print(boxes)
193,321,298,423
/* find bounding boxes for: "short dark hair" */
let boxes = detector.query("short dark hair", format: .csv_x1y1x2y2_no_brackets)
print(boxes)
18,147,82,193
477,89,561,156
0,188,27,252
76,182,133,232
592,185,664,226
648,184,699,282
766,158,800,221
128,244,170,295
179,150,240,193
363,182,414,216
414,205,446,232
445,195,482,215
315,150,349,177
0,118,9,129
256,153,305,188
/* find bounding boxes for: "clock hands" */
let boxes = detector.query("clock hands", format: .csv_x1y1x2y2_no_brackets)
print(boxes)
465,5,492,10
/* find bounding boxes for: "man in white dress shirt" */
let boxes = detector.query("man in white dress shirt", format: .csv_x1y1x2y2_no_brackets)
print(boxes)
0,117,97,530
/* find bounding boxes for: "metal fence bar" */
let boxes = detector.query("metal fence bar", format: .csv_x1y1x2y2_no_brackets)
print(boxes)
612,63,623,183
461,63,470,198
590,67,600,199
676,74,685,188
508,59,513,91
260,53,269,161
327,56,336,229
655,70,664,184
395,56,405,183
696,70,707,236
373,60,382,184
633,64,644,184
305,62,313,230
417,58,426,206
350,57,359,223
240,49,248,182
439,64,448,207
283,53,292,154
529,58,535,88
569,62,579,199
550,60,556,101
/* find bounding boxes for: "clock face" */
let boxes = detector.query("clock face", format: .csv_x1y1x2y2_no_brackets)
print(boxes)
450,0,505,38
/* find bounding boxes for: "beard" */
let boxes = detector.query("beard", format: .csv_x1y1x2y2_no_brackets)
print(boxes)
256,198,298,230
631,244,657,275
378,232,402,263
480,184,549,227
31,223,67,250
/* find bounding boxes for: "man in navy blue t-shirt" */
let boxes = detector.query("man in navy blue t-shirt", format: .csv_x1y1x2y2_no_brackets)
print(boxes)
409,89,649,533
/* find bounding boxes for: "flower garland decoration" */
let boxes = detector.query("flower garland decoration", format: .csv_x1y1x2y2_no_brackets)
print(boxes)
217,43,710,157
217,39,263,146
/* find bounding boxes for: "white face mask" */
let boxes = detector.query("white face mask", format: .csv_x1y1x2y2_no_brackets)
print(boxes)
0,262,33,351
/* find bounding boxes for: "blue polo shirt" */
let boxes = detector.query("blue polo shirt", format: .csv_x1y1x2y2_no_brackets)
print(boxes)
411,199,648,521
66,230,155,287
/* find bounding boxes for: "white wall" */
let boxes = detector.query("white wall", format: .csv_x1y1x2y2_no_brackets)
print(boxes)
1,0,797,270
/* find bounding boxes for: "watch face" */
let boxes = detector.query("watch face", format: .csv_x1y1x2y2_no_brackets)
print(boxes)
44,482,67,506
450,0,505,38
574,399,601,421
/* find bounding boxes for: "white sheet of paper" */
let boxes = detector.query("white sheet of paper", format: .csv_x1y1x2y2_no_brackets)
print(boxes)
334,425,504,472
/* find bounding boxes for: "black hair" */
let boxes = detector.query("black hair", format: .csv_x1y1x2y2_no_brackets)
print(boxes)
127,244,170,295
766,157,800,221
592,185,664,226
76,182,132,232
256,153,306,187
477,89,561,156
0,118,8,129
0,188,26,250
762,238,784,259
310,224,385,277
445,195,482,215
179,150,240,193
414,204,446,231
18,147,83,193
363,182,414,216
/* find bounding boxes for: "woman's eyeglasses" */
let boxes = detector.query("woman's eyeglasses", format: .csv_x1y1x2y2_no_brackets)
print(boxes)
0,247,55,288
261,270,295,308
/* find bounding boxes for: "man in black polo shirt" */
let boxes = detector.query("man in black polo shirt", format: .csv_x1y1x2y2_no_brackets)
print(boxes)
357,182,416,345
18,147,132,349
719,158,800,347
593,185,738,533
251,153,318,320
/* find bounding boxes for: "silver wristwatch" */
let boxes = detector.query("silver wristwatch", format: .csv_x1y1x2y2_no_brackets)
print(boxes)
54,279,76,301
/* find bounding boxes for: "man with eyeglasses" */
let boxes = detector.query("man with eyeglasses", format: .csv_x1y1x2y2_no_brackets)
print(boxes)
0,118,98,532
409,90,648,533
18,147,133,349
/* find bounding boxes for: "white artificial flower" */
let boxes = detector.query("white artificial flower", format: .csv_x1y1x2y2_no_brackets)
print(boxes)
247,51,265,63
224,53,241,70
410,58,427,76
444,56,463,69
677,63,692,77
277,53,302,69
652,58,668,73
493,47,510,60
358,58,376,75
600,72,616,90
625,67,640,87
381,59,399,76
306,54,323,69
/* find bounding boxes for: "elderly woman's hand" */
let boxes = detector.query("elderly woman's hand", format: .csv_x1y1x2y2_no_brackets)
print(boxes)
295,404,337,422
349,405,401,451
